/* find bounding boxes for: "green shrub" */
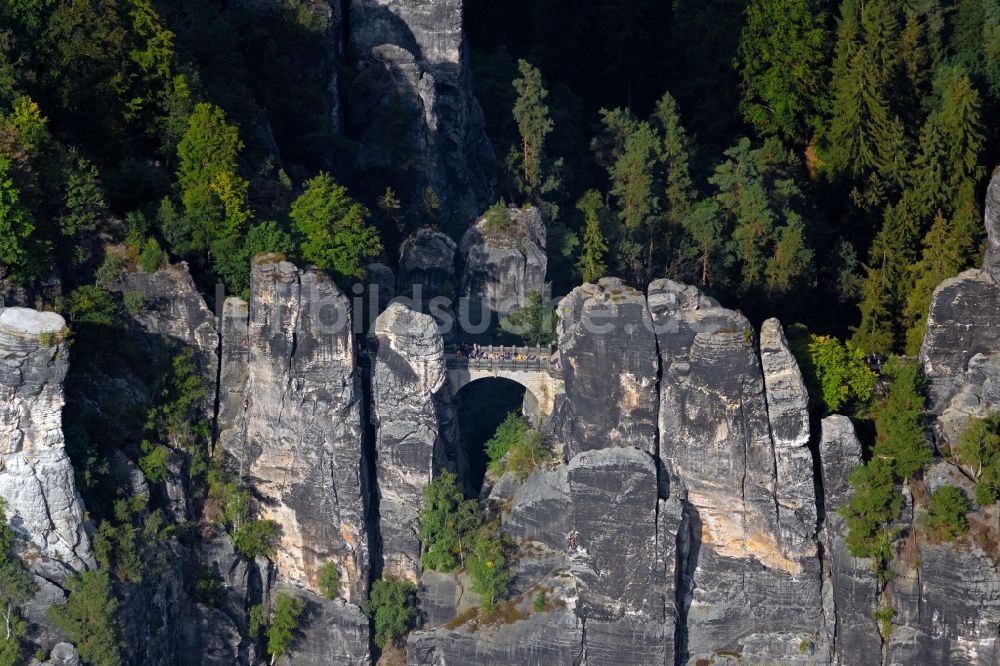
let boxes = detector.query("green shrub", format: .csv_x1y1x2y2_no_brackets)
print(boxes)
193,567,226,607
247,604,265,638
873,358,931,480
483,201,512,232
232,519,281,560
122,291,147,318
0,500,36,666
267,593,305,661
138,237,165,273
486,413,529,474
318,561,341,600
467,530,512,612
955,415,1000,504
925,486,970,542
418,470,482,572
506,429,550,480
500,289,556,346
840,458,902,560
533,591,547,612
47,571,124,666
363,578,417,649
95,253,128,290
796,333,877,413
138,440,170,484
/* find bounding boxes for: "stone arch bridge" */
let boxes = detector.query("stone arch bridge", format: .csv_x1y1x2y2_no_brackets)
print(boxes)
446,345,564,419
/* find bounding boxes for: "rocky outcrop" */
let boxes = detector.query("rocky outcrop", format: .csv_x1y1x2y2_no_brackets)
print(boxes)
649,279,825,663
216,297,250,462
370,302,451,582
884,462,1000,665
232,258,369,601
553,278,658,458
272,586,372,666
459,206,547,339
399,229,457,301
0,308,92,571
921,170,1000,422
985,167,1000,279
113,264,219,405
347,0,494,225
818,416,881,665
760,318,817,558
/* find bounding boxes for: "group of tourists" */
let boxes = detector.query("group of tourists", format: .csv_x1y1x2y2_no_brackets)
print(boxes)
455,343,537,363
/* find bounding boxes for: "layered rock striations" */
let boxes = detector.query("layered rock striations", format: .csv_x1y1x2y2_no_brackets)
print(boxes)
234,258,369,601
554,278,658,458
347,0,494,225
649,279,825,663
369,302,452,582
818,416,881,665
0,308,92,571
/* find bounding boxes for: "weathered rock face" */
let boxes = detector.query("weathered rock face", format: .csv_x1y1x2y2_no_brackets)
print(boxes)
459,206,547,338
921,170,1000,420
554,278,658,458
232,258,369,601
884,462,1000,666
818,416,881,666
0,308,92,571
273,586,372,666
399,228,457,300
113,264,219,402
347,0,494,226
649,279,825,663
760,317,817,558
985,167,1000,279
370,302,451,582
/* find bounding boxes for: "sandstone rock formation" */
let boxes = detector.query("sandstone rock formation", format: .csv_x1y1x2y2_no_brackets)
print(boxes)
459,206,547,339
818,416,881,665
347,0,494,225
233,258,369,601
554,278,658,458
370,302,452,582
0,308,92,571
649,279,825,663
921,170,1000,428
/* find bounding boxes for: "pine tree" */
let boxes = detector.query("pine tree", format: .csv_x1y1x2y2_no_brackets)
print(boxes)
852,196,921,353
652,92,695,226
736,0,831,143
902,195,982,354
576,190,608,283
0,154,37,283
512,59,554,198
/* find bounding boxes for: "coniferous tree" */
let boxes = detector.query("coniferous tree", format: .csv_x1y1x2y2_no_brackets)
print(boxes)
512,59,555,199
576,190,608,283
652,92,696,227
736,0,830,143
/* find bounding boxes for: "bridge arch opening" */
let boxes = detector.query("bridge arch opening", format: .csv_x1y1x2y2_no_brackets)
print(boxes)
454,377,535,495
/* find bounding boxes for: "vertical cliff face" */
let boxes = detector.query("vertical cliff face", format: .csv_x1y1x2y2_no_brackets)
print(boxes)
921,170,1000,420
818,416,881,665
649,279,825,663
231,258,369,601
347,0,495,225
370,302,451,582
554,278,658,458
0,308,92,572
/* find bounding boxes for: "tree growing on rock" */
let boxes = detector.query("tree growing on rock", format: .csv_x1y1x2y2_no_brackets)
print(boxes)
363,578,417,649
0,499,35,666
266,593,305,663
924,486,970,542
418,470,481,572
47,571,123,666
290,173,382,281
